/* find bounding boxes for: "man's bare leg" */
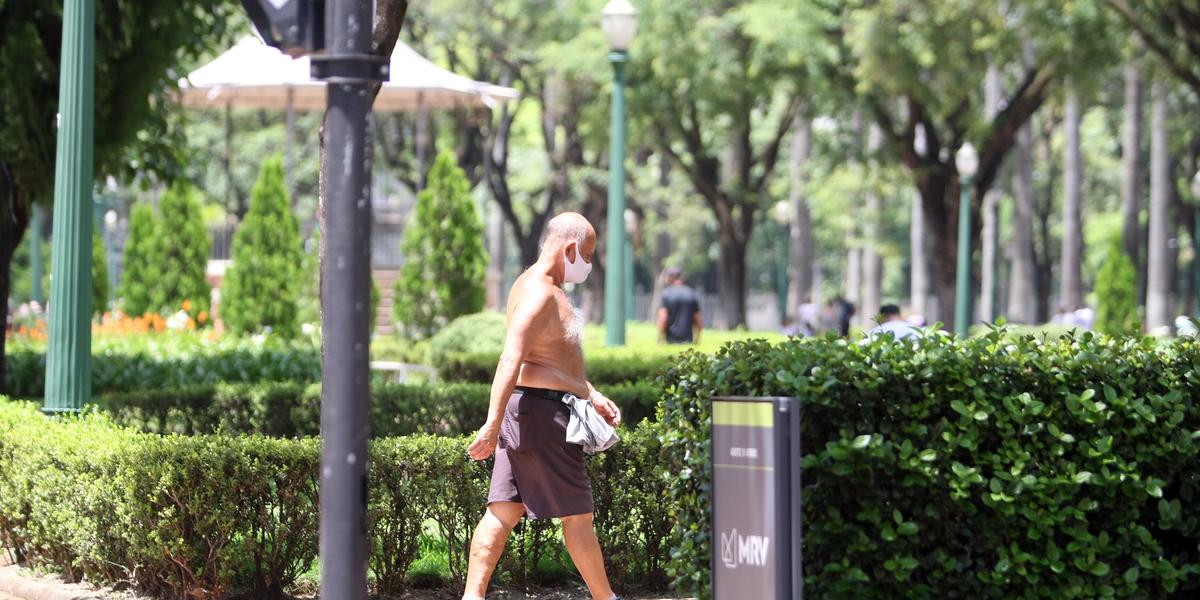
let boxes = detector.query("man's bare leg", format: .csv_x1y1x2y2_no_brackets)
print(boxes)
561,512,615,600
464,502,525,599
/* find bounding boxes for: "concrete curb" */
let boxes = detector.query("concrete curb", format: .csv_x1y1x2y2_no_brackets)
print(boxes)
0,565,106,600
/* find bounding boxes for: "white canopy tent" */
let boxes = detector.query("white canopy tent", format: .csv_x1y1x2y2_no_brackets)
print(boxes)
176,35,519,209
178,36,519,111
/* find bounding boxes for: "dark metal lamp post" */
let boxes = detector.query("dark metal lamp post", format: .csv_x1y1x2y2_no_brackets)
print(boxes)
603,0,636,346
954,143,978,338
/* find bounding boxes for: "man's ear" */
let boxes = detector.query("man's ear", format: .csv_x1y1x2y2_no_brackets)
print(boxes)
564,242,577,263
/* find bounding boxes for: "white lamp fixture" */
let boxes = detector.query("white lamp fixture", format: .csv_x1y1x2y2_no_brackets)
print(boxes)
773,200,791,226
602,0,638,51
956,142,979,179
1191,170,1200,200
623,208,638,234
913,124,928,158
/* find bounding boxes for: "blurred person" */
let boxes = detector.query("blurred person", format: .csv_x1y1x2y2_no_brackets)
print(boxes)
780,316,801,337
797,296,820,336
865,304,921,341
464,212,625,600
658,266,702,344
831,295,855,337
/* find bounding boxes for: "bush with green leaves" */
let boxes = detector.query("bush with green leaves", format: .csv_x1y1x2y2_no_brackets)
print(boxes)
88,379,663,437
117,202,161,317
220,156,304,338
659,330,1200,599
3,336,322,397
153,183,211,319
393,152,489,339
429,311,506,364
92,223,109,315
1095,235,1139,336
0,400,671,598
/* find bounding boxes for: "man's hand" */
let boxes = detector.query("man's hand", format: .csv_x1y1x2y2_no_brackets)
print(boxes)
467,423,500,460
592,394,622,427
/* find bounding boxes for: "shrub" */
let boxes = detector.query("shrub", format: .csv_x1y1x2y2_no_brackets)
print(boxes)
117,202,161,317
658,330,1200,599
89,379,663,437
153,183,211,320
428,311,506,365
3,337,322,397
1095,235,1138,336
0,401,671,598
437,351,675,387
92,223,109,316
393,152,489,339
220,156,303,338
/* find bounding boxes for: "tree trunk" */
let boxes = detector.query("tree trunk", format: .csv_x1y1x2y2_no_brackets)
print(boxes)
716,225,748,329
981,65,1004,323
1008,120,1039,324
914,171,962,329
1145,81,1173,333
910,190,933,318
0,166,32,394
845,242,862,321
1060,88,1085,312
786,110,813,318
862,125,884,325
1122,41,1145,278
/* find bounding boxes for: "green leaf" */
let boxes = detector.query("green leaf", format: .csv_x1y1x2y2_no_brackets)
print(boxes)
918,449,937,461
1073,471,1092,484
852,434,872,449
1123,566,1139,585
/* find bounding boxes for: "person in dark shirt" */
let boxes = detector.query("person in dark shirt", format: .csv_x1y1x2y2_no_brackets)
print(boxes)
657,267,702,344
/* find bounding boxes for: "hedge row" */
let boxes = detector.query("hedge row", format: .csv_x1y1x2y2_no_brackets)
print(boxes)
3,345,322,397
437,351,674,386
0,401,672,598
5,347,670,398
91,380,662,437
659,330,1200,599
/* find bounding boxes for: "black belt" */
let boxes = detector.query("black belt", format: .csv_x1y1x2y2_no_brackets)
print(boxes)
516,386,568,401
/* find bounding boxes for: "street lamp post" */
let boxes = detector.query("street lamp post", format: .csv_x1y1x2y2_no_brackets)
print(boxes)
603,0,636,347
954,143,979,338
1192,171,1200,316
43,0,95,413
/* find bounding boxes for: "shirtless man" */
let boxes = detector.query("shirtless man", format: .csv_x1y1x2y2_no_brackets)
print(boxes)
464,213,624,600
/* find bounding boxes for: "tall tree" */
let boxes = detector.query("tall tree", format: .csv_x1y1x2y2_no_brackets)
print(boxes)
1007,38,1040,324
1121,39,1146,273
633,0,806,327
118,203,162,318
980,64,1004,322
1060,87,1086,312
153,183,212,320
786,109,814,316
1105,0,1200,99
221,156,304,338
801,0,1118,325
862,124,884,324
0,0,239,391
1145,81,1174,332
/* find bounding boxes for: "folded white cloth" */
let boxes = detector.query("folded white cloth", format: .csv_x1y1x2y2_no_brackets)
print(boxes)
561,393,620,454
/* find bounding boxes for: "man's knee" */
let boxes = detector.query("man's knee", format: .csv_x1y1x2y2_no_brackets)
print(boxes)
560,512,595,528
486,502,526,531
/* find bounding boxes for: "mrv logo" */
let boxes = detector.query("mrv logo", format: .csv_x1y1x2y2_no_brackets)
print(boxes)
719,528,771,569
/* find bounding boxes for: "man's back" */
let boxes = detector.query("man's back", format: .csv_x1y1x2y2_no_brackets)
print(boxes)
661,284,700,343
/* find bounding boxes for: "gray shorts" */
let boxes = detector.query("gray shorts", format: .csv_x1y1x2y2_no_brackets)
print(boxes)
487,387,594,519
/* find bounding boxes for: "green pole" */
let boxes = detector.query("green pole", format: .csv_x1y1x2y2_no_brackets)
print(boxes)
954,176,973,337
777,222,789,323
604,51,628,346
43,0,94,413
30,205,45,306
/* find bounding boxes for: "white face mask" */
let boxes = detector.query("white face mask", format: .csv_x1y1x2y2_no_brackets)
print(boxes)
563,243,592,284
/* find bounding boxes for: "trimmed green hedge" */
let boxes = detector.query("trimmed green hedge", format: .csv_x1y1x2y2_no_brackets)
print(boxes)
659,330,1200,599
0,401,671,598
4,344,322,397
90,380,662,437
438,351,674,387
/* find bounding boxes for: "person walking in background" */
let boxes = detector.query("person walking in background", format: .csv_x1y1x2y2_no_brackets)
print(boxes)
830,295,855,337
865,303,921,341
658,266,702,344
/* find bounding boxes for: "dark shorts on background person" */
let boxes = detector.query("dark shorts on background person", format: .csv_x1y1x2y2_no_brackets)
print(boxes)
487,387,594,519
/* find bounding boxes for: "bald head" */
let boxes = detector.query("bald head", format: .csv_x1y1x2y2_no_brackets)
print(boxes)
540,212,596,257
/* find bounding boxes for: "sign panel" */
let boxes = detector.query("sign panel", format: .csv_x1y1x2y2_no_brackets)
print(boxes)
713,399,788,599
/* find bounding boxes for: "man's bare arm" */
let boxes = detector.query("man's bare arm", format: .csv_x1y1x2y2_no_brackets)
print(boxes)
467,291,553,460
657,307,669,343
693,309,703,344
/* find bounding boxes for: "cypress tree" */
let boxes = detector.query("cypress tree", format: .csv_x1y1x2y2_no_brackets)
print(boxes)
117,202,161,317
221,156,303,337
1095,235,1139,336
154,183,211,320
92,224,108,316
393,152,489,339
